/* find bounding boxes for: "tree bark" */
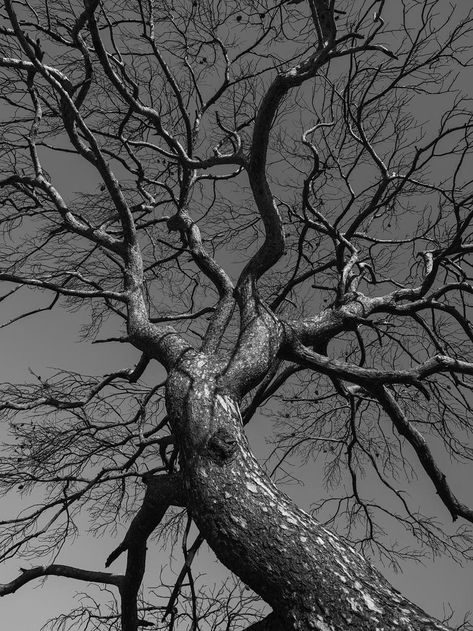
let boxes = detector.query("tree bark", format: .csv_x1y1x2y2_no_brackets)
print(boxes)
166,350,452,631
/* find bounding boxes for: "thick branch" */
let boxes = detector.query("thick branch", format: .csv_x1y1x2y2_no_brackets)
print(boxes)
237,44,332,315
373,386,473,523
126,292,194,371
0,564,122,596
108,473,185,631
0,57,72,88
284,335,473,388
106,472,185,568
222,301,284,397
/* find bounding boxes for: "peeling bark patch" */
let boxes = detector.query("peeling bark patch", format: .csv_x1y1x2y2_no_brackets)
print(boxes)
244,474,278,499
332,571,347,584
216,393,231,413
229,513,247,529
361,592,383,614
216,393,240,418
349,598,362,613
314,618,333,631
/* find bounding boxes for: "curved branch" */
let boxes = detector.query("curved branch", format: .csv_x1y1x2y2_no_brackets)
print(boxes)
0,56,72,88
222,301,285,398
237,43,333,318
4,1,137,248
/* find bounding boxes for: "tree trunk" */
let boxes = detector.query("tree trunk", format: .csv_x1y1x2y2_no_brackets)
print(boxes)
166,352,452,631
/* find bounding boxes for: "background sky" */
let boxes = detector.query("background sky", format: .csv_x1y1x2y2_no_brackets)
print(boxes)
1,2,473,629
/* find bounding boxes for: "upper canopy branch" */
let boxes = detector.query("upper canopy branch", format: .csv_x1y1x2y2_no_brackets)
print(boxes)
236,47,335,322
4,0,139,249
236,1,397,318
2,2,194,372
85,4,242,173
0,56,72,89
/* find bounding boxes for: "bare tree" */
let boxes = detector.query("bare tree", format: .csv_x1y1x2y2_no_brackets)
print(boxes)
1,0,473,629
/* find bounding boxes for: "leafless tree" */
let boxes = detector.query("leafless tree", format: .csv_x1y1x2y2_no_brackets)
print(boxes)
1,0,473,629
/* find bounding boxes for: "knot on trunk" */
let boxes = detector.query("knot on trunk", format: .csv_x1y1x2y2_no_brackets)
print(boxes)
207,427,238,463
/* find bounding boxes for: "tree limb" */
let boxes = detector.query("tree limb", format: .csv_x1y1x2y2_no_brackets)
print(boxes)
0,564,122,596
285,335,473,388
106,473,185,568
372,386,473,524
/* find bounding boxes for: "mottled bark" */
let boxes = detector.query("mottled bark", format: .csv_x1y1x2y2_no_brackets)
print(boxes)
165,351,452,631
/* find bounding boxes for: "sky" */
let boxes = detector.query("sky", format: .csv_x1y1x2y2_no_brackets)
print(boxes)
1,1,473,630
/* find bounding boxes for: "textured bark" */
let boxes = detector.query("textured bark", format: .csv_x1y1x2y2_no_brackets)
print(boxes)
166,351,452,631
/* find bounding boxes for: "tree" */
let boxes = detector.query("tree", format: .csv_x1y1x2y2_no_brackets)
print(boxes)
1,0,473,628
